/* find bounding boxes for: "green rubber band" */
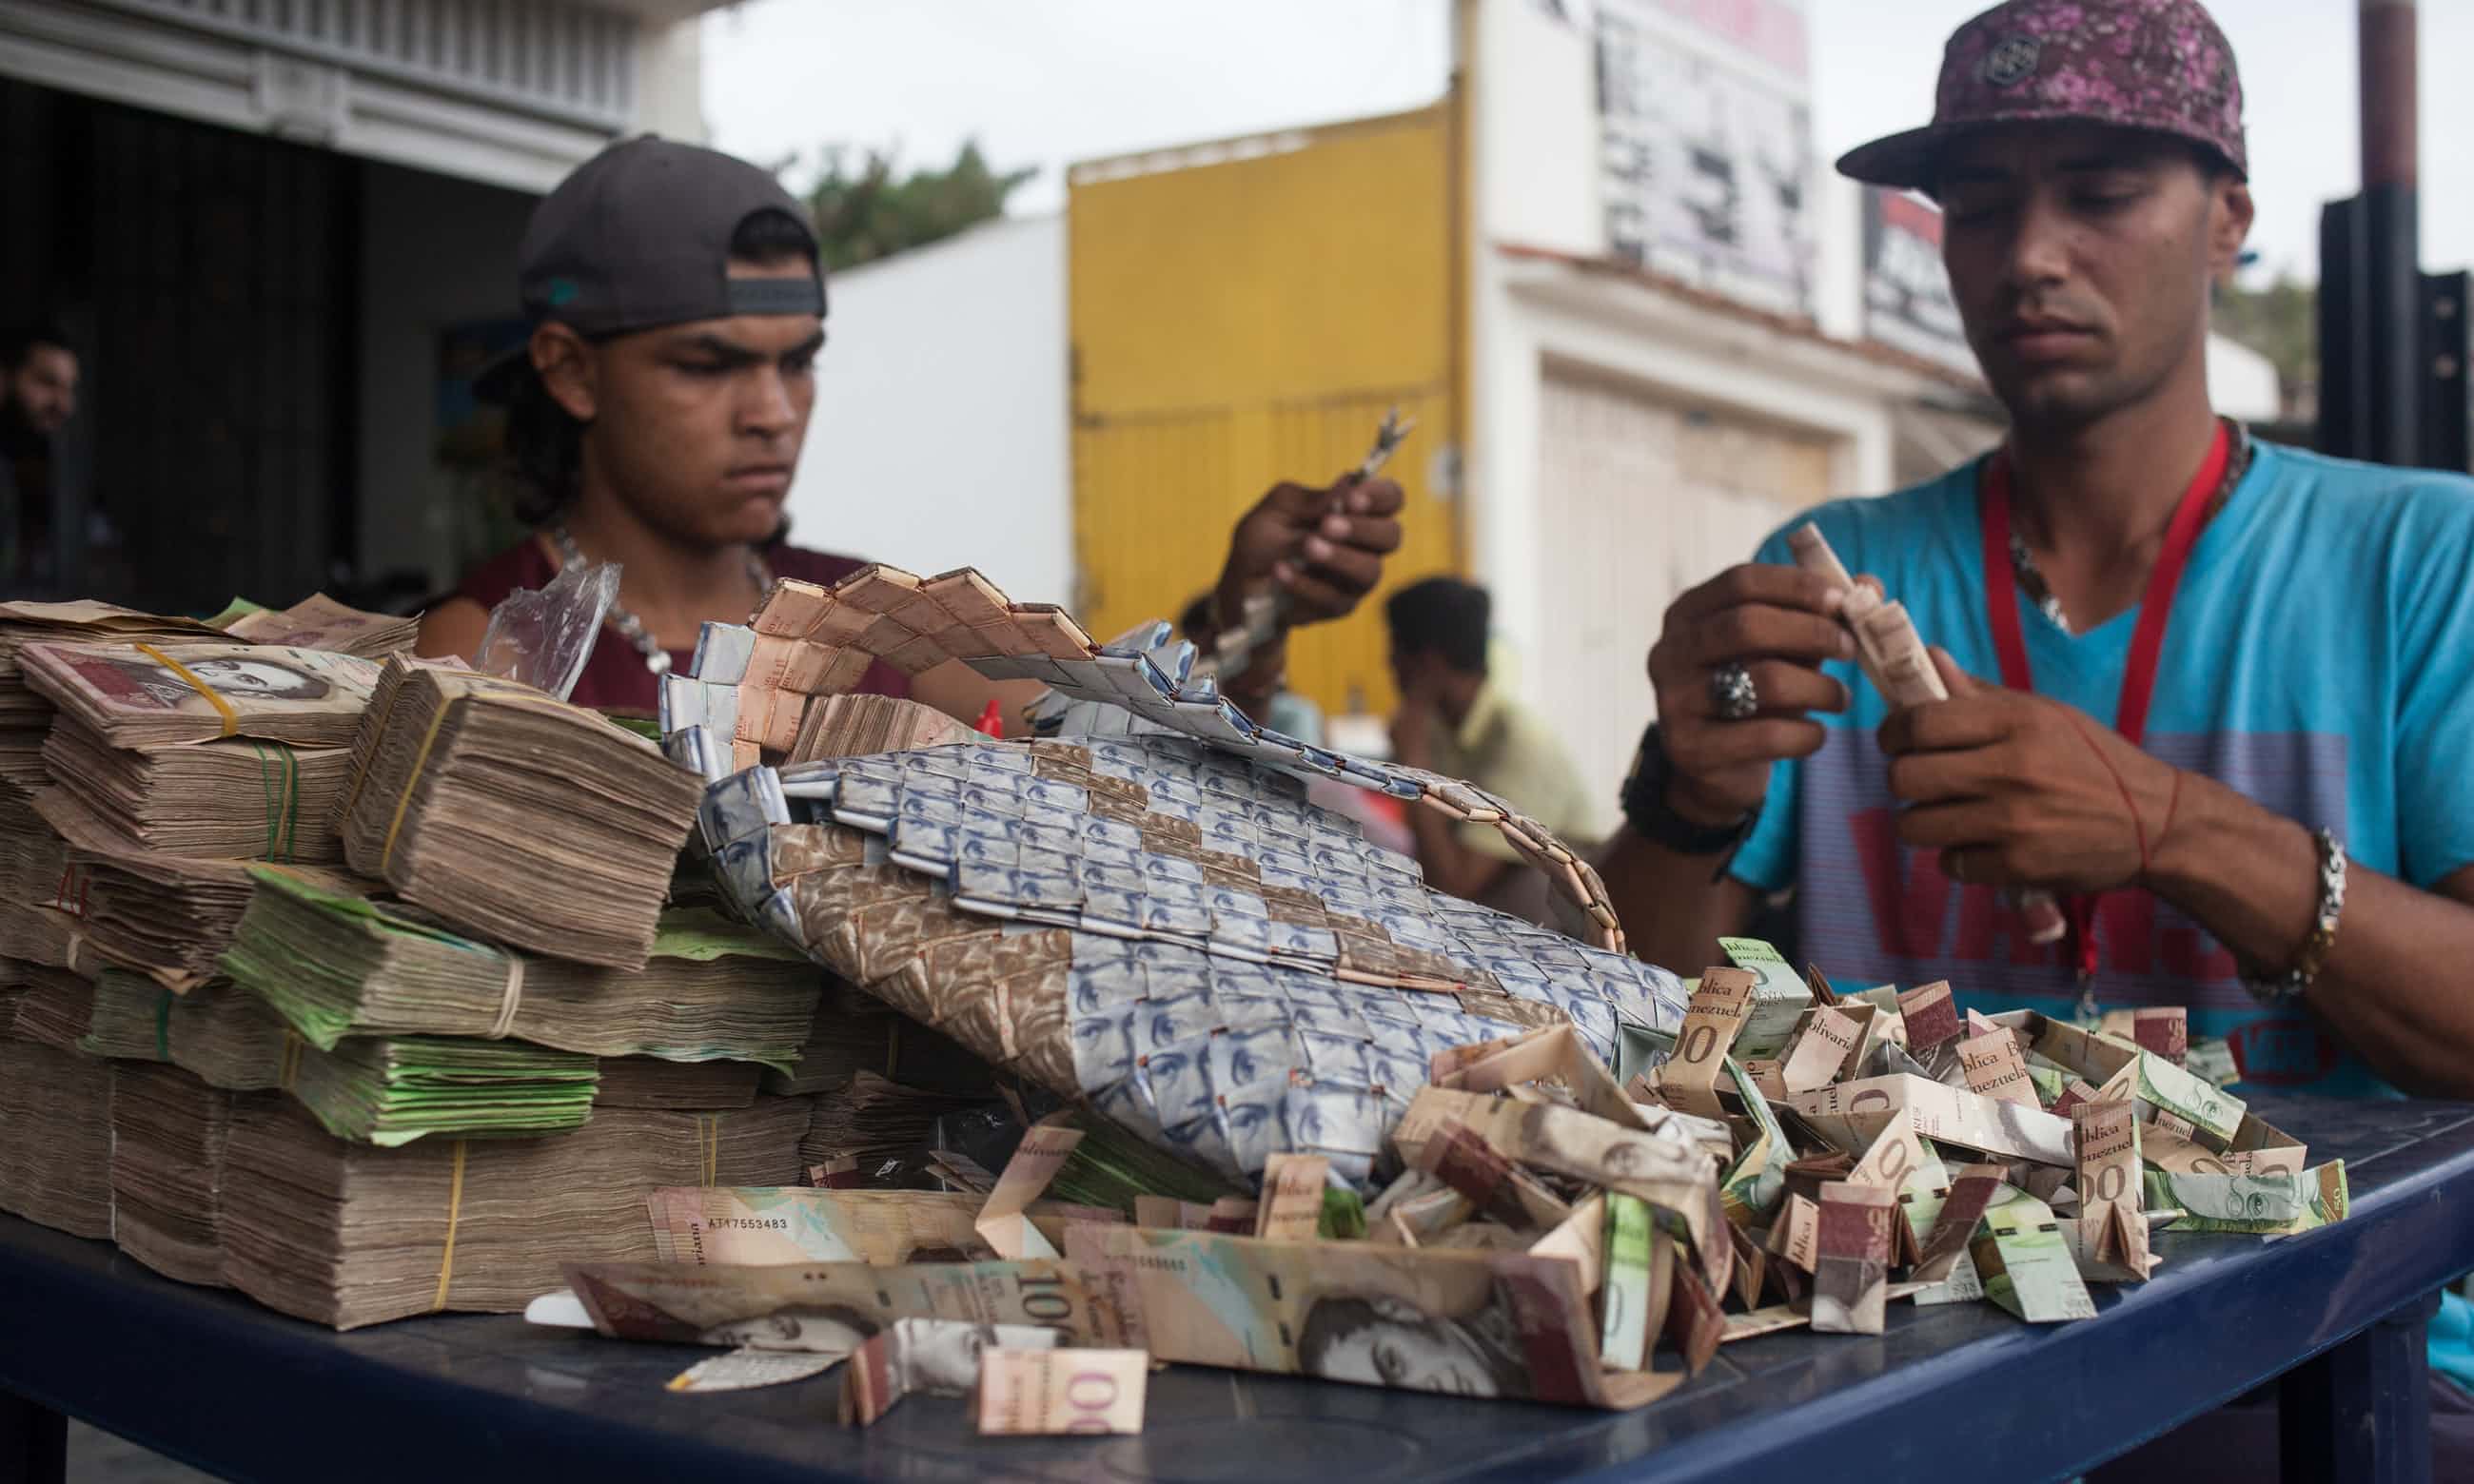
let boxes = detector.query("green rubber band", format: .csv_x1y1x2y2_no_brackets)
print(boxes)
250,741,302,863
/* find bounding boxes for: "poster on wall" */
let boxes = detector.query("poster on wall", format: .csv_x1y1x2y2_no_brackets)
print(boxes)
1592,0,1816,316
1860,187,1978,375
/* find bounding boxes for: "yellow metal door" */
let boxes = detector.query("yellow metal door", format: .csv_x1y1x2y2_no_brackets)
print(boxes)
1068,106,1460,718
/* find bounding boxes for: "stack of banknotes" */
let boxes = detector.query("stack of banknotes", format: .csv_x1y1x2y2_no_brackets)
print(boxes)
222,1097,808,1328
0,1037,114,1239
336,655,704,968
0,593,914,1321
221,872,821,1070
109,1064,255,1287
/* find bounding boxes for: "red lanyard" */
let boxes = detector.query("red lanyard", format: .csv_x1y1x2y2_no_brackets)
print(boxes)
1978,421,2229,982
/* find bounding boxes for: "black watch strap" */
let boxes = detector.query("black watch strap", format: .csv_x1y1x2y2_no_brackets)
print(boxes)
1620,722,1756,870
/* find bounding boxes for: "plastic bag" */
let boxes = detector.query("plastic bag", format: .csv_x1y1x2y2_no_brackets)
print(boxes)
473,556,619,701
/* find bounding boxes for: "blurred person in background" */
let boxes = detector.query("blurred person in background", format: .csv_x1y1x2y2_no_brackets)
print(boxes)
1182,591,1416,859
1178,591,1326,745
1384,576,1591,926
417,138,1404,717
0,320,79,587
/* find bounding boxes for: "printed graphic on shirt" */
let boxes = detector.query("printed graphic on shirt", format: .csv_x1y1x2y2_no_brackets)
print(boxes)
1791,726,2364,1090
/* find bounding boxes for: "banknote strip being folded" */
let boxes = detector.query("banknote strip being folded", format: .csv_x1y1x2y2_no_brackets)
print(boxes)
1785,524,2068,947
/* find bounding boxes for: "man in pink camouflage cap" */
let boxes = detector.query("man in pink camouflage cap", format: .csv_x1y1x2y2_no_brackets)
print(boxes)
1613,0,2474,1089
1607,4,2474,1458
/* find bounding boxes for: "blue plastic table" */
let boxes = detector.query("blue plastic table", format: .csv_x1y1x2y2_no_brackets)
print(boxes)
3,1093,2468,1484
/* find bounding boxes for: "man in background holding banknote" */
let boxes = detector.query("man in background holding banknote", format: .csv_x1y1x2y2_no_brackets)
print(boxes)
1605,0,2474,1105
415,138,1408,718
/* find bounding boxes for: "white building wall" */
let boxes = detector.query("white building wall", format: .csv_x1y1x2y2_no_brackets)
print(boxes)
1460,0,1981,820
1463,0,1598,691
782,216,1074,605
1493,262,1919,822
636,17,707,143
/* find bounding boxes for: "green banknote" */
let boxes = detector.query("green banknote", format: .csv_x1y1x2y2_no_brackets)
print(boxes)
1600,1193,1655,1370
2150,1162,2347,1235
287,1034,598,1145
1972,1184,2097,1322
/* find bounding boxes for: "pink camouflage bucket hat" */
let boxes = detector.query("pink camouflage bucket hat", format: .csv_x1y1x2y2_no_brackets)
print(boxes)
1836,0,2247,190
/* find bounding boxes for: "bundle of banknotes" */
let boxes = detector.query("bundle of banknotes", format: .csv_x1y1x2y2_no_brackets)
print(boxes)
19,639,382,749
762,981,996,1098
0,598,422,976
222,1097,808,1328
41,715,354,863
0,1037,115,1239
208,593,422,658
82,971,299,1093
0,599,226,794
1,957,89,1048
222,871,822,1069
594,1056,764,1111
336,655,705,968
284,1035,601,1146
0,794,65,905
802,1070,1000,1176
110,1064,255,1288
0,900,83,974
31,789,366,990
0,591,876,1331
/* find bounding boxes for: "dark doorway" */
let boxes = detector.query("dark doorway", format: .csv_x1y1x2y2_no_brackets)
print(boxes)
1,77,358,613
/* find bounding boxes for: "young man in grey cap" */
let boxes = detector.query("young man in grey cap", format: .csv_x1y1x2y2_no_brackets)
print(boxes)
1607,0,2474,1099
418,137,1404,718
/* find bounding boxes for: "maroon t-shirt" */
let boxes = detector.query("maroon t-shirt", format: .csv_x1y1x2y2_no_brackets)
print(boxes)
452,537,914,716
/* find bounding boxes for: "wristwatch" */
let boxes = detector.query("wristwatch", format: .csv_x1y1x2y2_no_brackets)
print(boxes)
1620,721,1756,878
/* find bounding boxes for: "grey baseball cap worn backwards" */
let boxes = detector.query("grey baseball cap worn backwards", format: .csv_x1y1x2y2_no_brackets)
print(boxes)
1835,0,2247,192
476,136,826,402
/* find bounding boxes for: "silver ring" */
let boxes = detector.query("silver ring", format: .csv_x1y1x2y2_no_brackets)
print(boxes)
1711,662,1758,721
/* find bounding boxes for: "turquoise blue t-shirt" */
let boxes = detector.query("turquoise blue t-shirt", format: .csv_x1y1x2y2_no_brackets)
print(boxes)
1733,440,2474,1099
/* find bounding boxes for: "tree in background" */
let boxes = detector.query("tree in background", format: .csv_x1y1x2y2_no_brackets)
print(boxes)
800,140,1035,272
2214,275,2316,421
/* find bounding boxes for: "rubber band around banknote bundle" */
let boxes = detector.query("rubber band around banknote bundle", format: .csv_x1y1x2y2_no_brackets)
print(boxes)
154,986,172,1062
431,1138,469,1312
696,1114,722,1187
335,671,411,827
374,690,616,873
279,1029,304,1091
51,862,84,915
379,698,461,873
483,954,525,1041
248,740,302,862
132,642,239,738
